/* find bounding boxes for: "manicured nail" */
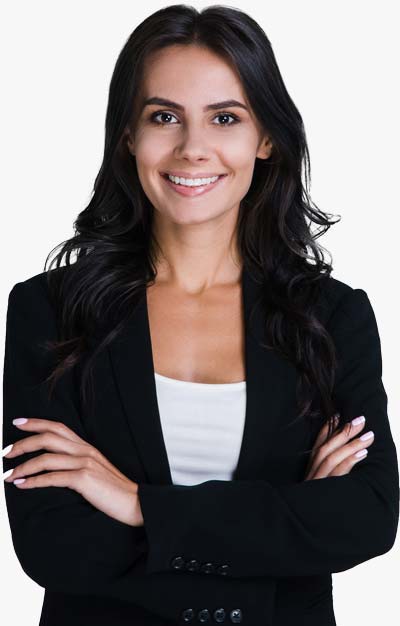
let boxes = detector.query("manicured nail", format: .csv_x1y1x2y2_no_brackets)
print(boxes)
2,444,13,457
351,415,365,426
355,449,368,458
13,478,26,484
13,418,28,425
3,469,14,480
360,430,374,441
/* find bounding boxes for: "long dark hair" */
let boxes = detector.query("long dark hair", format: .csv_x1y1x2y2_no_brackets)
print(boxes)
42,3,342,445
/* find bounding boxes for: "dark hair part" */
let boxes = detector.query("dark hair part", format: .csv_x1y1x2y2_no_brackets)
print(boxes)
42,3,343,449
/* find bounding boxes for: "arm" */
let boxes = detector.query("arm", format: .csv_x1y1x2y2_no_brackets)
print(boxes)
138,287,400,578
2,280,148,595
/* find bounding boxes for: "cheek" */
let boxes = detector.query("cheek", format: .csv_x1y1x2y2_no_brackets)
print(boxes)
224,149,257,188
134,141,159,171
219,134,259,173
135,137,174,182
223,152,257,202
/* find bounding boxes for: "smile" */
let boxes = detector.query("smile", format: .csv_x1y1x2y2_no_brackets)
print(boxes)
160,172,228,197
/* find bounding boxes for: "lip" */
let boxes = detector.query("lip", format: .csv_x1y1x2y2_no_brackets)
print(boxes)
160,171,228,198
161,170,227,179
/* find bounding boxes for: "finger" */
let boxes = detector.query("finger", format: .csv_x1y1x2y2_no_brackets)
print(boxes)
306,417,368,480
309,415,366,472
5,431,125,482
309,414,340,461
9,469,84,489
327,449,369,477
309,431,374,480
305,414,340,475
12,418,89,445
3,452,89,485
4,431,91,460
7,423,127,487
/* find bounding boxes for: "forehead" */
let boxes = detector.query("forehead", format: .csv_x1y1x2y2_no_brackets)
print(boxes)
140,44,247,103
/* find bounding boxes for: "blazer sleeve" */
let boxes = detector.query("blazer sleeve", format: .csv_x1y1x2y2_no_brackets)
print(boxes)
137,287,400,578
2,280,150,598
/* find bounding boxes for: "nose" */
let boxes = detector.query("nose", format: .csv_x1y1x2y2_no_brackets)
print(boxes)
173,125,211,163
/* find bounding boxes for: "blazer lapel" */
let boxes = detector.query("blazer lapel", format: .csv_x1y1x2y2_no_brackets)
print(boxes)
107,266,298,486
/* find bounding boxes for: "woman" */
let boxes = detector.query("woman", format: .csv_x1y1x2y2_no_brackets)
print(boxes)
2,4,398,626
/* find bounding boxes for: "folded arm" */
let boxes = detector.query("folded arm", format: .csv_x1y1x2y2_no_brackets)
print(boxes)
2,281,148,596
137,288,399,578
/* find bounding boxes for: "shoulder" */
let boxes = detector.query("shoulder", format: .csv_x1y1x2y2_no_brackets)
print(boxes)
8,266,68,299
316,274,379,337
6,267,69,324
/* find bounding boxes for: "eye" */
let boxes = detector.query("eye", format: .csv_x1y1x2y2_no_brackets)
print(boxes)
149,110,240,126
213,112,240,126
150,111,179,125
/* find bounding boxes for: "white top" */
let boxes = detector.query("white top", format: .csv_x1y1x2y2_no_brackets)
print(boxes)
154,371,247,486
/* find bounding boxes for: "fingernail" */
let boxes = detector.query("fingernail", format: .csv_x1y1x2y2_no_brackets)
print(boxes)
13,418,28,425
3,468,14,480
351,415,365,426
13,478,26,484
355,449,368,458
2,444,13,457
360,430,374,441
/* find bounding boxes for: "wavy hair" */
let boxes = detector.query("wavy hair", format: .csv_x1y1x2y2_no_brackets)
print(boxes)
42,4,342,447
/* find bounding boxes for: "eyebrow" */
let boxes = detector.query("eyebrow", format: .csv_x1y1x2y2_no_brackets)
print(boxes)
142,97,249,112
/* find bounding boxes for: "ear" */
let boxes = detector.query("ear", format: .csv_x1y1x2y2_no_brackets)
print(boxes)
256,135,273,161
124,127,135,156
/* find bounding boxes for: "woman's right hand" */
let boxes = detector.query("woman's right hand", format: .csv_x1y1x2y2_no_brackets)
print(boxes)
304,414,374,480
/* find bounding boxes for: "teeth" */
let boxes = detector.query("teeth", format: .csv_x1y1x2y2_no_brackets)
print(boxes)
167,174,220,187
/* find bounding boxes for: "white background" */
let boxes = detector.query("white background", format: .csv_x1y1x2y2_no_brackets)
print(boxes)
1,1,399,624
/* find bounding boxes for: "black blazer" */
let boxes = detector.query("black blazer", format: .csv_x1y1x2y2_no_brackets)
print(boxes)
2,266,399,626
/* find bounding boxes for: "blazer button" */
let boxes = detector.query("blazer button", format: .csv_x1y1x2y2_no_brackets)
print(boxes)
181,608,195,622
229,609,243,623
186,558,200,573
197,608,211,622
213,608,226,623
216,564,230,576
170,556,185,570
200,562,215,574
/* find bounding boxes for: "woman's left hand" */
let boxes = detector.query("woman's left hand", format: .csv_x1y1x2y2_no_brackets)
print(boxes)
3,418,144,527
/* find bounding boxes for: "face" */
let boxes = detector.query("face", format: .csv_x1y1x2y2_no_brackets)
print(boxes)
125,44,272,225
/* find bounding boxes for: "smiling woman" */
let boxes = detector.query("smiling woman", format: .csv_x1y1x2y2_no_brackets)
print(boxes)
2,3,399,626
124,44,272,217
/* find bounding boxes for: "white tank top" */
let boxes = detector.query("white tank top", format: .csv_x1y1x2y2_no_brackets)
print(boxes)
154,371,247,486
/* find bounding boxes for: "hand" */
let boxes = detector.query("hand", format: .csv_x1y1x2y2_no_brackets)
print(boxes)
3,418,144,527
304,414,374,480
